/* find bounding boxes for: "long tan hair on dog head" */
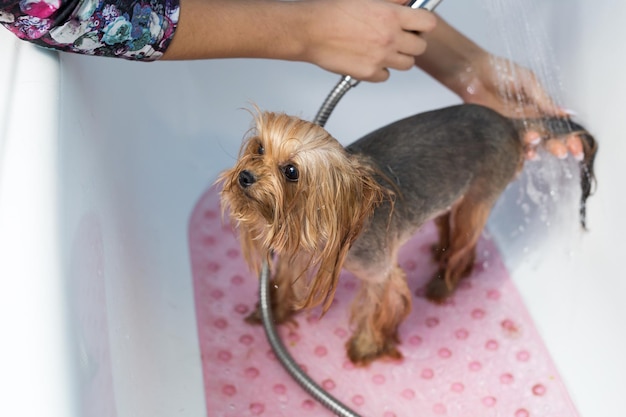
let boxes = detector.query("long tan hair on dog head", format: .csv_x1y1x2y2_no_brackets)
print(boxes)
218,110,392,312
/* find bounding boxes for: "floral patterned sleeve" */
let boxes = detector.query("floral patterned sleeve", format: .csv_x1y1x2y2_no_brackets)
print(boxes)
0,0,179,60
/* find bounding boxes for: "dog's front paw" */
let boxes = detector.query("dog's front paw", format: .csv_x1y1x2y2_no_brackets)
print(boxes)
346,335,403,366
244,303,298,327
244,306,264,325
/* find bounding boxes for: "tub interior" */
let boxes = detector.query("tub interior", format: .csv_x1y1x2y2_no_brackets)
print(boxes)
190,185,580,416
1,0,626,416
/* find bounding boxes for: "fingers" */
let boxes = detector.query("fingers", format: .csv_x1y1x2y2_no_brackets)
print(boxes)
356,52,413,81
396,29,428,57
515,66,571,118
368,68,392,82
303,0,437,82
523,130,586,162
528,83,568,118
544,139,568,159
397,8,437,33
385,52,420,72
479,57,569,119
565,134,585,161
522,130,542,147
525,147,538,161
368,9,434,80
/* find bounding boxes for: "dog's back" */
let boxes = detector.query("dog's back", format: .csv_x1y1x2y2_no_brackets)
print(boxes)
347,104,523,231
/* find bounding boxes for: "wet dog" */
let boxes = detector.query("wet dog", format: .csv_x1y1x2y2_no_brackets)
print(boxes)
219,104,597,365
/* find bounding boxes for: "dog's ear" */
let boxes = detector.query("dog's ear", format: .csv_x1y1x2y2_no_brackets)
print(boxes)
294,155,391,313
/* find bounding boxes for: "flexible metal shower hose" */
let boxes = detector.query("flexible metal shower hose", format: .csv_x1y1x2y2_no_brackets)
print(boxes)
258,261,361,417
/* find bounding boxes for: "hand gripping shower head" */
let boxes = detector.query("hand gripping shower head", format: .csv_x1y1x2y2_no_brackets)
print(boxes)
313,0,445,127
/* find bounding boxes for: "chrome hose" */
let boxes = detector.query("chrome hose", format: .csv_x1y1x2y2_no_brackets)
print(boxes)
258,262,361,417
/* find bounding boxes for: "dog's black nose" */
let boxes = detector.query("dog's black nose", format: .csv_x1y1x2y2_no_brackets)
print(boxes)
238,170,256,188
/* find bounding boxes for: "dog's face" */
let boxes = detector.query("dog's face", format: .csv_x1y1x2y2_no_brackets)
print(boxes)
219,111,387,310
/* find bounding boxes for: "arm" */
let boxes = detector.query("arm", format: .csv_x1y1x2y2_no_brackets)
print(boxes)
414,15,581,159
0,0,179,60
414,16,564,117
413,15,485,100
162,0,437,82
0,0,436,81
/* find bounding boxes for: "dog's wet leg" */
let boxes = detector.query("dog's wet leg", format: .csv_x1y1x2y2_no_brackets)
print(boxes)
346,264,412,366
245,254,309,326
426,190,494,303
432,212,451,263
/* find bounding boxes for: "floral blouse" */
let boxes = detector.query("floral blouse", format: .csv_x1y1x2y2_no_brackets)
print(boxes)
0,0,179,60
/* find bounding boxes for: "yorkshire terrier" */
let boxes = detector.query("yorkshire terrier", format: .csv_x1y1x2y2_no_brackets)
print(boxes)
219,104,597,366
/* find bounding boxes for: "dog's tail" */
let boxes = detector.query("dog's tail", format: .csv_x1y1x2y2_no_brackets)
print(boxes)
512,117,598,230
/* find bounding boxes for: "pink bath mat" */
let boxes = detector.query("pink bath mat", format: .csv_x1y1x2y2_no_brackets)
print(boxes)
189,185,579,417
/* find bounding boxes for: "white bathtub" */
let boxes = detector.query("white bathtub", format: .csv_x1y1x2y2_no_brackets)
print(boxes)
1,1,624,416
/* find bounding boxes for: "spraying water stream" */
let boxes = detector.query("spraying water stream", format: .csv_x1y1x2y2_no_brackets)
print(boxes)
472,0,585,272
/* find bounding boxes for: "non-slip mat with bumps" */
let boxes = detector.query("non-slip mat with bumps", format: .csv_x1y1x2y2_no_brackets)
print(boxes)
189,186,578,417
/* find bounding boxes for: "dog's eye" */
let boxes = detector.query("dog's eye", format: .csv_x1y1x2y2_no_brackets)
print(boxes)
257,143,265,155
282,164,299,182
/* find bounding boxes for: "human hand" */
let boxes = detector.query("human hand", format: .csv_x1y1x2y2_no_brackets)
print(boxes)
298,0,437,82
459,54,584,161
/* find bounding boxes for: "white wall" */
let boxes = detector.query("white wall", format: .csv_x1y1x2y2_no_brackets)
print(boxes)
0,32,72,417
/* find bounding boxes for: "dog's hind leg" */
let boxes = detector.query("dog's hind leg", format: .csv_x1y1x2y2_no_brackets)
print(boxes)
432,212,451,263
426,186,496,303
346,263,412,366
